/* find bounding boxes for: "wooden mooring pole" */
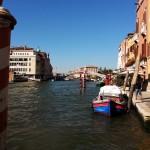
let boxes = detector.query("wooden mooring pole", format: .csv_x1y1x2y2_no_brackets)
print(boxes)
83,73,86,90
128,55,140,112
123,71,129,92
80,73,82,92
80,73,87,93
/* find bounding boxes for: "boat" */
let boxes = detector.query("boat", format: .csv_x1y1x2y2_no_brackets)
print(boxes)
95,81,105,87
92,85,128,117
14,75,28,82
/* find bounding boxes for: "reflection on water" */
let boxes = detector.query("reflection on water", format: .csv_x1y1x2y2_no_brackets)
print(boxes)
8,81,150,150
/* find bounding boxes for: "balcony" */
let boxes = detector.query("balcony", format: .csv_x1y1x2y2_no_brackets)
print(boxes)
141,23,147,37
140,60,146,68
125,52,135,67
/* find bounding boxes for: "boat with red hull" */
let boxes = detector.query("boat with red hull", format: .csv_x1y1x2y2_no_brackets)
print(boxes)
92,85,128,117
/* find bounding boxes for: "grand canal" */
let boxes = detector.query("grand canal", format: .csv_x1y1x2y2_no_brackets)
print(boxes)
8,80,150,150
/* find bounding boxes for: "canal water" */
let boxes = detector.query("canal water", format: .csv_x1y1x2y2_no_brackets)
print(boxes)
8,80,150,150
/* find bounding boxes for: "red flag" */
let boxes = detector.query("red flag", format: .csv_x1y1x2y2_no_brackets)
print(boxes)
0,0,3,6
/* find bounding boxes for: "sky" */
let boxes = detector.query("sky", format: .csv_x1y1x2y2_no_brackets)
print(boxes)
3,0,137,73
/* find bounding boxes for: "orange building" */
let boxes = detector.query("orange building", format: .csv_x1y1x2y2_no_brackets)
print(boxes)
135,0,150,89
118,0,150,90
135,0,147,74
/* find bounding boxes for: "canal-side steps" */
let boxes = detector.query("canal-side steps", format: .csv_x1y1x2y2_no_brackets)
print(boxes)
127,91,150,122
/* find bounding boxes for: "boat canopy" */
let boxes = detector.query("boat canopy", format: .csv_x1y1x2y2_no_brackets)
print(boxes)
99,85,124,96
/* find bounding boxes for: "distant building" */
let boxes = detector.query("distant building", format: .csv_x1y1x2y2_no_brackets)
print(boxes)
117,38,128,72
76,65,98,72
117,33,137,73
74,65,99,78
9,46,53,81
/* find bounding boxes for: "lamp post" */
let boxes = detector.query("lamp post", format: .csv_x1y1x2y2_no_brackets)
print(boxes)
0,1,17,149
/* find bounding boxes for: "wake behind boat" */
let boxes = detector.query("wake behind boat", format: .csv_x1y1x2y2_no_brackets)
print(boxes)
92,85,128,117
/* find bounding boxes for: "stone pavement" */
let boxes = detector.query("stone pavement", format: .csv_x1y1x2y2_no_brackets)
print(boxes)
129,90,150,122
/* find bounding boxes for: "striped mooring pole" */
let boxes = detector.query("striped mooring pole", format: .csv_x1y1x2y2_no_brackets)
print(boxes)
80,73,82,93
83,73,86,90
0,3,16,150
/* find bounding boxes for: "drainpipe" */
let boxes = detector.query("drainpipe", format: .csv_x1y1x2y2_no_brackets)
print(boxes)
0,2,17,149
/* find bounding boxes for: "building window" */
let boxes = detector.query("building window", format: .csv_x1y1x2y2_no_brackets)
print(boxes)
147,42,150,56
136,18,139,33
142,40,146,58
19,58,23,61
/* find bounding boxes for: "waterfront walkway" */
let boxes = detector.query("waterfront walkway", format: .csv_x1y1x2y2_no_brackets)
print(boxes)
129,90,150,122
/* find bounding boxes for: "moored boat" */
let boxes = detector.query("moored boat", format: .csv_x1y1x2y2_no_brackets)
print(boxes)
95,81,105,87
92,85,128,117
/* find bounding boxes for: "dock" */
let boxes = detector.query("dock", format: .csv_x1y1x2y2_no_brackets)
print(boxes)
129,90,150,122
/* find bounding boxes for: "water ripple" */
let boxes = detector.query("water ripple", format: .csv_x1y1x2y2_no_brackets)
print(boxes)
7,81,150,150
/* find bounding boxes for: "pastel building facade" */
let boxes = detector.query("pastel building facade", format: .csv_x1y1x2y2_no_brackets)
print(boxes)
118,38,128,72
117,0,150,90
9,46,53,81
136,0,147,76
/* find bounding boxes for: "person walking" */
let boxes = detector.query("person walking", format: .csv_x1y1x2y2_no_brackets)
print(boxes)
135,78,143,100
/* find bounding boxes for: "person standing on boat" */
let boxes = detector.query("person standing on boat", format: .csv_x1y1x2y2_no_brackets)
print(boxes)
135,77,143,100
